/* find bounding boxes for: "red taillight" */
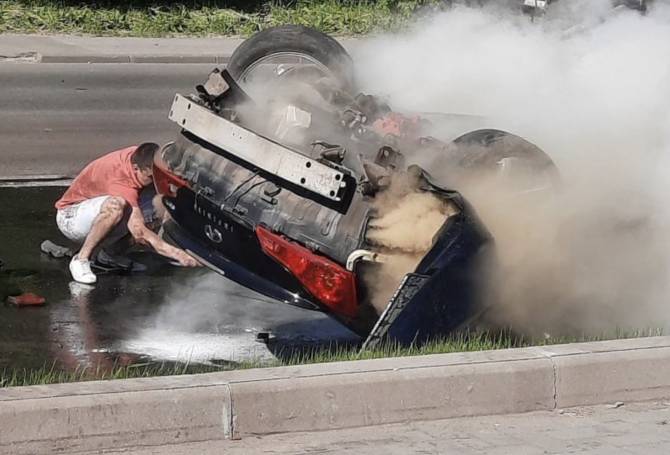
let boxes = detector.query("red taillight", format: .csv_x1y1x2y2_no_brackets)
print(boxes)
256,226,358,318
153,162,188,197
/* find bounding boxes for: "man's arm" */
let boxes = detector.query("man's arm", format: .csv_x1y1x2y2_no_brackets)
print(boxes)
127,207,199,267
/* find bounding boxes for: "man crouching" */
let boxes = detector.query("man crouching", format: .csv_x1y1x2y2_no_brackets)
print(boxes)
55,143,199,284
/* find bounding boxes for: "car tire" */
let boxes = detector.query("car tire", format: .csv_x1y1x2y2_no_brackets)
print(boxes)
226,25,355,92
451,129,555,170
443,128,560,193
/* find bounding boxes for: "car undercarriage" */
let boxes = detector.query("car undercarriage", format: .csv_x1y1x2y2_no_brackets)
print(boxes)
154,25,559,347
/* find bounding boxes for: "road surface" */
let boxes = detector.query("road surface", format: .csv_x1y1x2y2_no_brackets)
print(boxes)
0,63,215,178
0,186,356,372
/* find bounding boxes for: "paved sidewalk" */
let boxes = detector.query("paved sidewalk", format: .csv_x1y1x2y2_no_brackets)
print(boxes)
0,34,359,63
84,401,670,455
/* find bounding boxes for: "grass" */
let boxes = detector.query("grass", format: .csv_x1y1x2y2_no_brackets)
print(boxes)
0,361,224,388
0,1,444,37
1,327,664,388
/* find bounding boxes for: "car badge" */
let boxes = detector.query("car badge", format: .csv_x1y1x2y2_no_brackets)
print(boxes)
204,224,223,243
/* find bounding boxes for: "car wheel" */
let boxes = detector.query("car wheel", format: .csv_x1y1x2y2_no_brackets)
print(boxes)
226,25,355,92
447,128,560,194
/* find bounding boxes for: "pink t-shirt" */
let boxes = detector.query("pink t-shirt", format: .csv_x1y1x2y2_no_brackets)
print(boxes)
55,146,144,209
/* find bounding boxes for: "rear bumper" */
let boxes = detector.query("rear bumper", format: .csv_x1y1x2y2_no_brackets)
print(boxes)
162,219,321,312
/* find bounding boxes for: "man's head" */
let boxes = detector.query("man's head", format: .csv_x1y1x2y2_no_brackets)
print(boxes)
131,142,159,186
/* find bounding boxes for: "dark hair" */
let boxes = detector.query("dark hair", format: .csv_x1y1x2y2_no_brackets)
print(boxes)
131,142,159,170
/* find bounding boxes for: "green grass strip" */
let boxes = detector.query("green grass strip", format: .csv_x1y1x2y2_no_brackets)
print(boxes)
1,327,663,388
0,1,443,37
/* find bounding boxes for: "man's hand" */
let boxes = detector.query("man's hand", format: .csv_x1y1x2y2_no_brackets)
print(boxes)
174,250,200,267
127,207,201,267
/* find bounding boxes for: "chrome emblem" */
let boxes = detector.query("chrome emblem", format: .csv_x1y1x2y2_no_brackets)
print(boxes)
204,224,223,243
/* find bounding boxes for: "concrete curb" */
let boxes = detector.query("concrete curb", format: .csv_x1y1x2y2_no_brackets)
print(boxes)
37,55,232,64
0,53,230,64
2,336,670,453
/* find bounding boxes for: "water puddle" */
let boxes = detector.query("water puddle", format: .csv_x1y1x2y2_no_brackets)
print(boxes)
0,186,357,376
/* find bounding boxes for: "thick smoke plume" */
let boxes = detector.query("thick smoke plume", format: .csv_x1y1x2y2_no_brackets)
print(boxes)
364,175,457,311
366,176,455,254
353,1,670,335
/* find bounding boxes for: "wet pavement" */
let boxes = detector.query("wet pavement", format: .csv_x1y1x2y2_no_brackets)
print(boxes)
0,186,357,373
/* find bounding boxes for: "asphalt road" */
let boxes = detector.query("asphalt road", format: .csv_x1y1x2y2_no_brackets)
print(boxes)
0,63,216,178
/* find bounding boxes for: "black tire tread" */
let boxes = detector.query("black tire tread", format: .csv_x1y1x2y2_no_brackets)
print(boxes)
452,128,556,171
227,25,355,90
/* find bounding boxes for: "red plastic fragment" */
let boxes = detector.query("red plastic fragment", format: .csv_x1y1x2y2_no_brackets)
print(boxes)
7,292,46,307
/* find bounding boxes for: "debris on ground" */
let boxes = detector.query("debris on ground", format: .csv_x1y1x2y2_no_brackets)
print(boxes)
0,264,23,303
6,292,46,307
1,259,46,306
255,332,272,344
40,239,73,258
606,401,625,409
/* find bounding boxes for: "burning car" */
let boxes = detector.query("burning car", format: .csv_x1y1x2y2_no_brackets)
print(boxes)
154,26,558,348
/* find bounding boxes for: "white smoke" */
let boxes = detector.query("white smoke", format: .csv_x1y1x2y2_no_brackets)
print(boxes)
124,272,357,363
352,1,670,334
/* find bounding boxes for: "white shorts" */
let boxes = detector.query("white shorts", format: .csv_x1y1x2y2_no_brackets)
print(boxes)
56,196,113,243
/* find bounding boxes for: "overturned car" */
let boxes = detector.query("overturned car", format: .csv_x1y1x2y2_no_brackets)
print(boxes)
154,26,558,348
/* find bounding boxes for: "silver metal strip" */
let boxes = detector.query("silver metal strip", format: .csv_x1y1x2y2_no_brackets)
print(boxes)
168,94,346,201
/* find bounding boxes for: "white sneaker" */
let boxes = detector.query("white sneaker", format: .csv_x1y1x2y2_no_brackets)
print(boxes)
69,255,97,284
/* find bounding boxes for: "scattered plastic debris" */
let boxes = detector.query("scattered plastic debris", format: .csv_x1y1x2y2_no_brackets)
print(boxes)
6,292,46,307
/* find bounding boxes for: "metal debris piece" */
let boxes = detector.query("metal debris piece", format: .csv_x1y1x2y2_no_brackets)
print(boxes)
606,401,625,409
